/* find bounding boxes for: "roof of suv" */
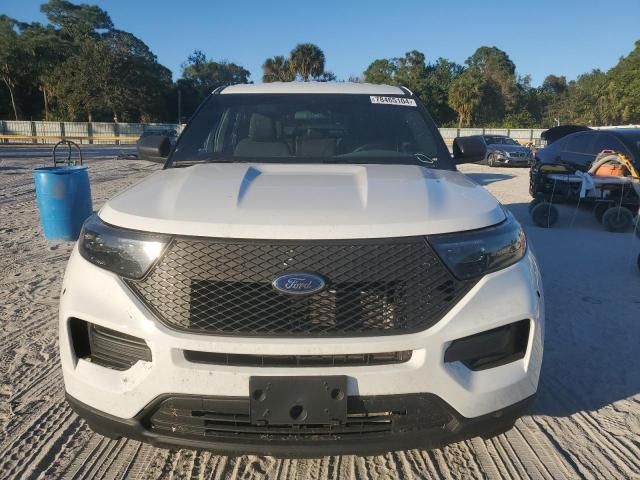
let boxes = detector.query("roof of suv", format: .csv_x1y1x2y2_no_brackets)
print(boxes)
220,82,406,95
602,128,640,138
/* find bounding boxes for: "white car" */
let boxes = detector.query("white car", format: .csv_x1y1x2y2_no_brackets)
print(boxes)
59,82,544,456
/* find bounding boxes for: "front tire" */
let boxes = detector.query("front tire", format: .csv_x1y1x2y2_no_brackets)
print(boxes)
487,154,495,167
531,202,559,228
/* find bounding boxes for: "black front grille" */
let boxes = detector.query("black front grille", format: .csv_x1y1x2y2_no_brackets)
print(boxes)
147,395,452,441
127,237,474,337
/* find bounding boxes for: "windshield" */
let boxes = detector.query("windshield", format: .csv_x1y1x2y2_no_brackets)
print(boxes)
169,93,452,169
484,136,519,146
618,133,640,162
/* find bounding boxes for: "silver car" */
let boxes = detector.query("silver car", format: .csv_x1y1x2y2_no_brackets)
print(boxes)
481,135,532,167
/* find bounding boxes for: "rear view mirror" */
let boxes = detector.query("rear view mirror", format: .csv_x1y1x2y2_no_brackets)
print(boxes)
452,136,486,164
136,135,171,162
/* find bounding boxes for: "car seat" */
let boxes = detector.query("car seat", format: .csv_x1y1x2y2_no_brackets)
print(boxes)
296,129,337,158
234,113,291,157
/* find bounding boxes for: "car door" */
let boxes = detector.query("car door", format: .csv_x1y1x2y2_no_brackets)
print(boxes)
561,132,598,170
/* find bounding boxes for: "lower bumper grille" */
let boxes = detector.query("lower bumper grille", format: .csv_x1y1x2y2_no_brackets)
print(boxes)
183,350,412,367
126,237,475,337
69,319,152,370
147,395,452,441
68,392,535,455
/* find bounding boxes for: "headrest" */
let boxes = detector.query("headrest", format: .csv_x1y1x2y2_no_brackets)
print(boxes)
304,128,326,139
249,113,277,142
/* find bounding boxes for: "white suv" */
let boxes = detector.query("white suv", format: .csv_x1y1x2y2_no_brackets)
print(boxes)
59,82,544,456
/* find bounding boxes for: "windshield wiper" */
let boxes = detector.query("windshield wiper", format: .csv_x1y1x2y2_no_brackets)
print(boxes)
173,159,208,167
173,158,246,167
175,155,440,167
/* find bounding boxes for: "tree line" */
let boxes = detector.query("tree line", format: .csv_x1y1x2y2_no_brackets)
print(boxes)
361,45,640,128
1,0,639,127
0,0,250,123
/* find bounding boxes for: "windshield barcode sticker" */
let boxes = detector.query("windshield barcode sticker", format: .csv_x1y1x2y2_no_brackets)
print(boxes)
370,96,416,107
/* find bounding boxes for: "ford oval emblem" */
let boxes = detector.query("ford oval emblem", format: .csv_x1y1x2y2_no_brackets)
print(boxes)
272,272,326,296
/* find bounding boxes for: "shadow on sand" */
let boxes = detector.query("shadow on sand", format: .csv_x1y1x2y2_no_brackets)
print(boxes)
505,202,640,417
0,165,28,173
465,172,514,186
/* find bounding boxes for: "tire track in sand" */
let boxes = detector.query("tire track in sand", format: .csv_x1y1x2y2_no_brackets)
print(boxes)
0,400,78,479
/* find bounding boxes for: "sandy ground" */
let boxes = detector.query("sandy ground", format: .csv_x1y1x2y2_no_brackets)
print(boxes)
0,150,639,479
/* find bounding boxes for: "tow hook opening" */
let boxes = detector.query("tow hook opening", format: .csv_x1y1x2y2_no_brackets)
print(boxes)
289,405,308,421
444,319,530,371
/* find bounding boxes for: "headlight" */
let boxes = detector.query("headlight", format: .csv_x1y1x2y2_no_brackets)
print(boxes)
78,214,170,279
429,212,526,280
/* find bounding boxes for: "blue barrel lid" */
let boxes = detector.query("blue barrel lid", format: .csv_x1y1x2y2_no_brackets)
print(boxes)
34,165,88,174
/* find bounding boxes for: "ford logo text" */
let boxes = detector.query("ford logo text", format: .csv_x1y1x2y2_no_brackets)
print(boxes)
272,272,326,295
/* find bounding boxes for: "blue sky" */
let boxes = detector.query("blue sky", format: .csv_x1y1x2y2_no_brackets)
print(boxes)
4,0,640,85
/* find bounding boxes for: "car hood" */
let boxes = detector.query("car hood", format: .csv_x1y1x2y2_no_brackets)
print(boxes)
489,144,529,153
489,144,529,152
99,163,505,239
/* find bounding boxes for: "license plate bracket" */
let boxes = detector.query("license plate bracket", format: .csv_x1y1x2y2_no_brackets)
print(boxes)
249,376,347,425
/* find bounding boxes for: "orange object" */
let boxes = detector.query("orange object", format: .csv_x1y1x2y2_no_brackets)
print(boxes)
594,163,628,177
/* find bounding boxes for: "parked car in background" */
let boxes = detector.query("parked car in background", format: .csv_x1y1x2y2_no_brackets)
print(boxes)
529,127,640,231
138,127,178,145
534,127,640,172
480,135,533,167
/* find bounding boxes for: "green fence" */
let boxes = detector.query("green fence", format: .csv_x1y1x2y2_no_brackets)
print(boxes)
0,121,183,144
0,121,546,146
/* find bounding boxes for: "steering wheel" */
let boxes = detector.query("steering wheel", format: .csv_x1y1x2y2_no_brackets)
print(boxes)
353,143,386,153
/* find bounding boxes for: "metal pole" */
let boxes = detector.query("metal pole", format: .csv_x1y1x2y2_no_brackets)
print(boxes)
177,88,182,124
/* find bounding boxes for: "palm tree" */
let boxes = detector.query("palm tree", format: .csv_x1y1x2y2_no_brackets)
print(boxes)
0,16,20,120
289,43,325,82
449,68,483,127
262,55,294,83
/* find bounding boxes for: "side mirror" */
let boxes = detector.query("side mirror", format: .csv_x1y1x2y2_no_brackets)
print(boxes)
452,136,487,164
136,135,171,162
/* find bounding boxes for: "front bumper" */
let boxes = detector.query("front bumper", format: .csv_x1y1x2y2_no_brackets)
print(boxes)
66,392,536,457
59,244,544,451
493,156,532,167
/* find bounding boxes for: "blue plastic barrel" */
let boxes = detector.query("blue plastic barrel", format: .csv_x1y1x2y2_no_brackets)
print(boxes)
34,166,93,241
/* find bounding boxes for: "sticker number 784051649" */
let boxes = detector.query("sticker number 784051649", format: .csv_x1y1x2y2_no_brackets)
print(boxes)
370,96,417,106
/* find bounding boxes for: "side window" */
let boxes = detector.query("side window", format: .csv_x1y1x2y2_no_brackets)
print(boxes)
537,140,557,162
554,137,568,151
565,132,595,154
593,134,628,155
